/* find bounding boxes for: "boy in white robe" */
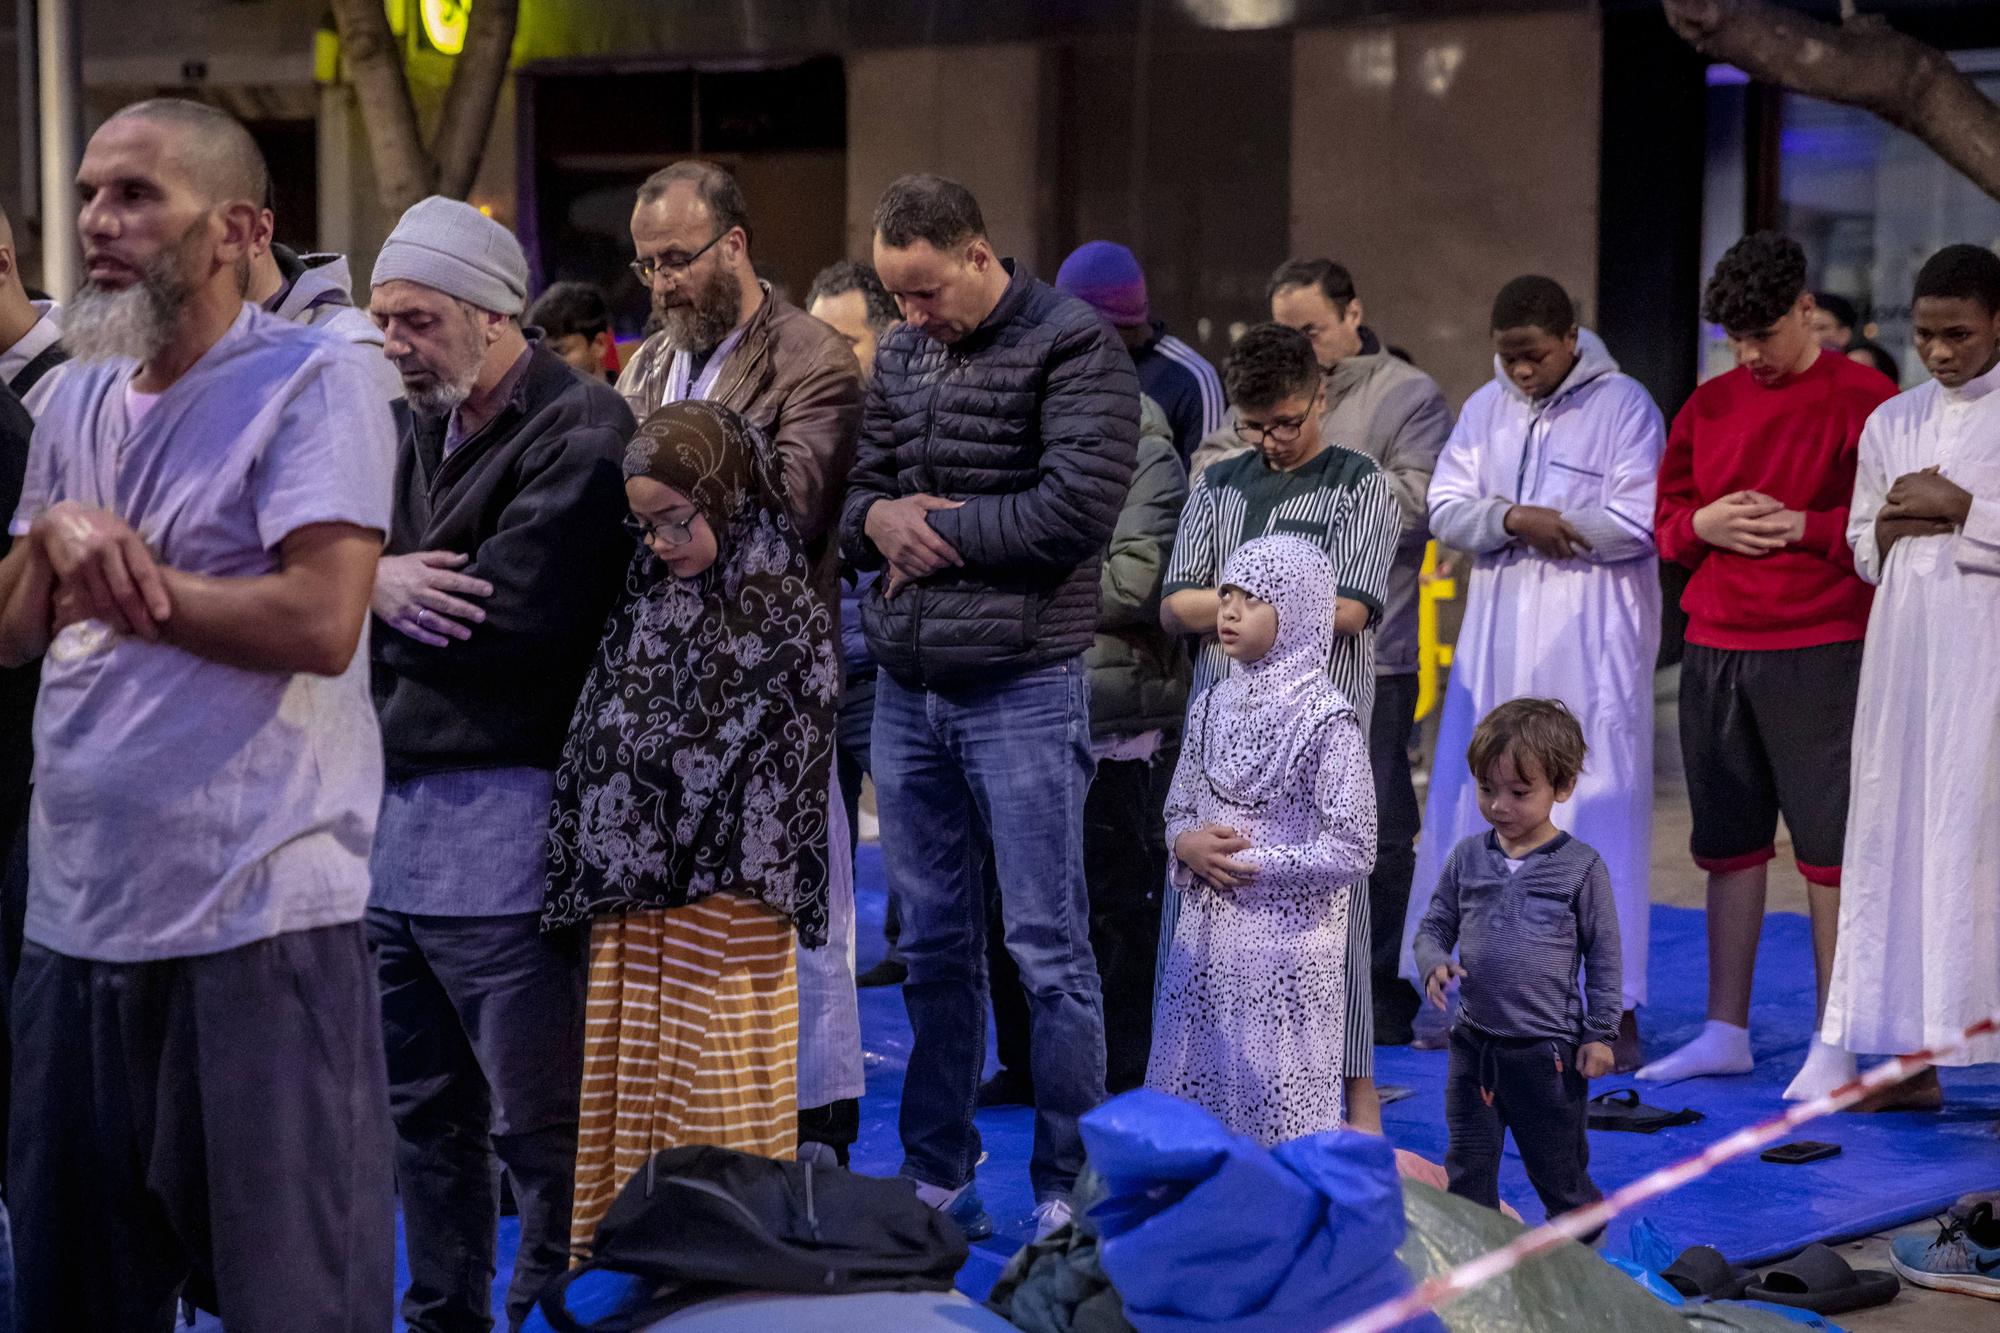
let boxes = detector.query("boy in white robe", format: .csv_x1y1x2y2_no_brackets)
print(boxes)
1821,244,2000,1107
1402,277,1663,1071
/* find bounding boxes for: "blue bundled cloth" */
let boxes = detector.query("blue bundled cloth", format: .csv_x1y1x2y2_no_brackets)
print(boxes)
1080,1090,1445,1333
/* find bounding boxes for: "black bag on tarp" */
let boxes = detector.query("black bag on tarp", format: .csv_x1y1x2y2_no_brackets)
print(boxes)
533,1144,969,1333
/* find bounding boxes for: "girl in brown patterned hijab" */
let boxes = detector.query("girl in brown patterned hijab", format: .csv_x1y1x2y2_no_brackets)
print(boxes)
546,400,840,1250
544,399,839,940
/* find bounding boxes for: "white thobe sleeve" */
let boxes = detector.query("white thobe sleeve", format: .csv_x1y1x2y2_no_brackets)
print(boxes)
1847,409,1893,586
1427,405,1512,555
1957,495,2000,576
1563,384,1664,565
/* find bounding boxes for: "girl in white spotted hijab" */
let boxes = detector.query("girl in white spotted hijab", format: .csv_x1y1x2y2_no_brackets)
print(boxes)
1148,535,1378,1143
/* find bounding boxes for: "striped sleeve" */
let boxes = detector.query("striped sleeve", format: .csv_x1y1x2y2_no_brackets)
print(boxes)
1163,469,1219,597
1329,467,1398,621
1155,335,1226,438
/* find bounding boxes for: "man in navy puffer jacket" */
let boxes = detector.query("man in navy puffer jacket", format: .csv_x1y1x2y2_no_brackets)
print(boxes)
841,173,1138,1235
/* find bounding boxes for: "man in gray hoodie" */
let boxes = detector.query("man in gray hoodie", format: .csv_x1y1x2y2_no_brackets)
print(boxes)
247,198,404,402
1193,258,1452,1050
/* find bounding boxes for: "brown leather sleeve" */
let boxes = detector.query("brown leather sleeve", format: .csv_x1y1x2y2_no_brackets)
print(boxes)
764,308,862,546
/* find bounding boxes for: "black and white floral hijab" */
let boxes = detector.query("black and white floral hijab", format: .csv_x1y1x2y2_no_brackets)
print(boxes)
542,400,840,944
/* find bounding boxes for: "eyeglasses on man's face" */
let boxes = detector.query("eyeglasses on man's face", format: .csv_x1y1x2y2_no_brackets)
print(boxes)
1234,411,1312,446
628,229,729,283
623,511,699,548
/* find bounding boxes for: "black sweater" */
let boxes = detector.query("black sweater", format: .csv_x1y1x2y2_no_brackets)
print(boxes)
372,345,635,777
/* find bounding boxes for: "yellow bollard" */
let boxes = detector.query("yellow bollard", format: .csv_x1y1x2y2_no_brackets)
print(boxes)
1415,541,1457,723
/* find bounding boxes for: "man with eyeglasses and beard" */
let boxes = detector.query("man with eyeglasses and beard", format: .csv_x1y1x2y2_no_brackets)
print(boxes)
365,195,634,1333
1160,322,1399,1131
616,161,861,583
616,161,868,1168
0,97,398,1331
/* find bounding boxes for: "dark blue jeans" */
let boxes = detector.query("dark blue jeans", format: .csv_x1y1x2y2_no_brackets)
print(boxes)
873,658,1107,1204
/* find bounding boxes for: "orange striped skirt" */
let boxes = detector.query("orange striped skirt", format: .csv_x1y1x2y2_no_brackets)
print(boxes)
569,895,799,1256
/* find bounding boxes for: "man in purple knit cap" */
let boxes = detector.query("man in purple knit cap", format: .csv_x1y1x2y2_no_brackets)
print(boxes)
1058,240,1222,465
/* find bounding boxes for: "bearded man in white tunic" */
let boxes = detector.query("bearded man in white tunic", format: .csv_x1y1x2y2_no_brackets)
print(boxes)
1822,244,2000,1110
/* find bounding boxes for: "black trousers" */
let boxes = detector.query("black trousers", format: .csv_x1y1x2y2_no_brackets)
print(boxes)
1368,673,1423,1035
368,910,585,1333
992,750,1169,1094
0,799,26,1187
10,924,395,1333
1444,1027,1601,1224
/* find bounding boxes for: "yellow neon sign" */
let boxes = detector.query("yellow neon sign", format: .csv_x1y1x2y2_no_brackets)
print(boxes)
421,0,470,56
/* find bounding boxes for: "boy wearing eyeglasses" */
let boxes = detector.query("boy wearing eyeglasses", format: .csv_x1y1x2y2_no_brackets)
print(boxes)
1161,320,1398,1130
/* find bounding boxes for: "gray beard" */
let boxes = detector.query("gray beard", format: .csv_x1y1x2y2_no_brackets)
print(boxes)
404,368,477,418
64,268,187,365
658,271,741,355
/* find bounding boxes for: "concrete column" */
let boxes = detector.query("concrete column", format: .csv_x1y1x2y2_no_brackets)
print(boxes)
35,0,81,298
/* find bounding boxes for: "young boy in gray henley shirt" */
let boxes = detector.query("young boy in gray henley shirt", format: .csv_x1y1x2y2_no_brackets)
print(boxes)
1415,697,1621,1228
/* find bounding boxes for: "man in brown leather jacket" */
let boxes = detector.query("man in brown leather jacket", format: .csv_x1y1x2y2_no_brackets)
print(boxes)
616,159,866,1166
616,161,861,599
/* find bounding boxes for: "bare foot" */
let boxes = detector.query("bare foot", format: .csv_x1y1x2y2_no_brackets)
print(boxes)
1612,1009,1644,1074
1848,1065,1943,1113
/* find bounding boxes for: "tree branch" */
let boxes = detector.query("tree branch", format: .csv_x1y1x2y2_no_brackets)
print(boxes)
432,0,521,201
328,0,435,213
1663,0,2000,203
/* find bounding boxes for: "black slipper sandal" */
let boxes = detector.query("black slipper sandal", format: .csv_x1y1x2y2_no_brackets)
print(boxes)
1660,1245,1754,1301
1741,1243,1900,1315
1586,1088,1706,1133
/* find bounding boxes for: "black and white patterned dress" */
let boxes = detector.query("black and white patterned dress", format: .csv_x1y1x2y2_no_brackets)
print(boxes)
1161,443,1398,1078
1147,537,1379,1145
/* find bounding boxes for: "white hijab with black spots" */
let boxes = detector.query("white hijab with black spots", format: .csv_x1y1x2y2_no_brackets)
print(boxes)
1197,534,1355,808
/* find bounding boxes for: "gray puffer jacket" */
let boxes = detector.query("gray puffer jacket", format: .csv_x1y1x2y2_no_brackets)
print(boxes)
266,245,405,401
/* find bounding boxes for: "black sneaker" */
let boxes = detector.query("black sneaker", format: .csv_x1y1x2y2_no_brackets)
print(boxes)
856,958,907,988
977,1067,1035,1108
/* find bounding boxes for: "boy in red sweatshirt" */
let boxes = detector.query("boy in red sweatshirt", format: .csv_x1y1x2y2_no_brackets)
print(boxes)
1641,232,1896,1099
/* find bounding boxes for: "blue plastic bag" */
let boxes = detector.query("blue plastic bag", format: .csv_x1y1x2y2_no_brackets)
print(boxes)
1080,1090,1445,1333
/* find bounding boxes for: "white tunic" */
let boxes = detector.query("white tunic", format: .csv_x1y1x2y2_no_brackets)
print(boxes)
1823,359,2000,1066
1397,332,1664,1008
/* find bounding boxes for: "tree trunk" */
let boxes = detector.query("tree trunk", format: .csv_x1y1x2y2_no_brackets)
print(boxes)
328,0,433,213
1662,0,2000,204
329,0,523,214
432,0,521,202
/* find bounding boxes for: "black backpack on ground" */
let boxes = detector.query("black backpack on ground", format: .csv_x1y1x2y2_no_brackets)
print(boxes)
534,1144,969,1332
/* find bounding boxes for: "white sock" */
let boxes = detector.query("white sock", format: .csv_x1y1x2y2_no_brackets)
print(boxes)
1783,1038,1856,1102
1635,1019,1753,1081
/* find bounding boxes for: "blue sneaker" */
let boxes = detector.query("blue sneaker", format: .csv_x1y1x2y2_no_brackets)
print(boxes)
947,1185,995,1242
1890,1203,2000,1299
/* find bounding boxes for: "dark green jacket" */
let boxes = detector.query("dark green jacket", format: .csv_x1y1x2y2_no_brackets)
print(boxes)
1085,396,1190,741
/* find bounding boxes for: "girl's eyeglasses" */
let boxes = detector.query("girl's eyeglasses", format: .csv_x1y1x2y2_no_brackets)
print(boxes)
623,512,699,548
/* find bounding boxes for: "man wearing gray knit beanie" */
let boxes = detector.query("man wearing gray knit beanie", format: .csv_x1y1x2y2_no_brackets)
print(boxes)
365,194,636,1333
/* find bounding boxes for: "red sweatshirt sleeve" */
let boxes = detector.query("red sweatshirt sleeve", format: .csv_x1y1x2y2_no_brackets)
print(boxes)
1795,374,1892,574
1655,397,1707,569
1800,503,1854,572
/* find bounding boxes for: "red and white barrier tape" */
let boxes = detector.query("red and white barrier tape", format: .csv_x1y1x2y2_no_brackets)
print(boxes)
1328,1012,2000,1333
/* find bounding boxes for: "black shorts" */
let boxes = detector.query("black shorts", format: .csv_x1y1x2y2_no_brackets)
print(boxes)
1678,640,1862,886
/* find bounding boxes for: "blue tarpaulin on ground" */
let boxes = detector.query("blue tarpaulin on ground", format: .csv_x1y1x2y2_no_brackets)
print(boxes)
1371,903,2000,1266
196,848,2000,1330
845,850,2000,1288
